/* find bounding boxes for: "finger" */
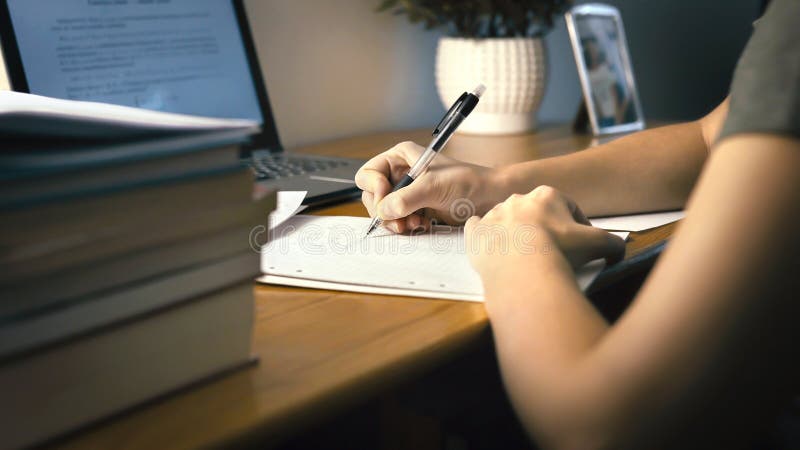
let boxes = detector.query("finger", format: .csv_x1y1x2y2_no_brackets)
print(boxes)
378,174,439,221
355,142,423,192
355,168,393,203
354,155,404,202
569,200,591,226
483,196,509,221
538,188,590,226
364,192,404,234
572,225,626,265
382,213,428,234
382,219,404,234
362,191,376,218
404,212,431,234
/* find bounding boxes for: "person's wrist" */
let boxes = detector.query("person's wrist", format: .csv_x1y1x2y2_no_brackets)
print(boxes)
478,242,574,313
476,166,515,214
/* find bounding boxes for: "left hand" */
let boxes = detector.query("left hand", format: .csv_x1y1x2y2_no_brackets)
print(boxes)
464,186,625,282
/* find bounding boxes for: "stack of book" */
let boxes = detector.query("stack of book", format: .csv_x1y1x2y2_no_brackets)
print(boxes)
0,92,274,449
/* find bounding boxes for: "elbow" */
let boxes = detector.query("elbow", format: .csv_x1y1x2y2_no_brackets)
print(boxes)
504,364,657,450
698,97,730,150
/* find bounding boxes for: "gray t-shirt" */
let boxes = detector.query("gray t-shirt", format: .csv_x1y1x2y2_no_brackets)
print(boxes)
719,0,800,140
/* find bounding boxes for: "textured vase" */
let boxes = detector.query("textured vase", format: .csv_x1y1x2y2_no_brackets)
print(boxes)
435,37,546,135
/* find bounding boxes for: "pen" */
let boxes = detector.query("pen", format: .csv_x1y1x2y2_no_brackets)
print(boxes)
364,84,486,237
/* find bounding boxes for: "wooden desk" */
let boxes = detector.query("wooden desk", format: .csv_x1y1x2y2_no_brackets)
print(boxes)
54,126,675,449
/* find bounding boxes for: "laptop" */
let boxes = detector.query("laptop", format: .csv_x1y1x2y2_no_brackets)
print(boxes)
0,0,363,206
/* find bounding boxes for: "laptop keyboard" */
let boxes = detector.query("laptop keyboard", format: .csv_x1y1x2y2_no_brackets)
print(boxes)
251,154,351,180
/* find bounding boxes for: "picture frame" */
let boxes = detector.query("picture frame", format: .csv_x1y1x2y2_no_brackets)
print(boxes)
566,4,645,136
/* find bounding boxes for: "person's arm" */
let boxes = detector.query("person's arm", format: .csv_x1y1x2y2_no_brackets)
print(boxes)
468,133,800,450
492,99,727,217
465,0,800,447
356,101,727,232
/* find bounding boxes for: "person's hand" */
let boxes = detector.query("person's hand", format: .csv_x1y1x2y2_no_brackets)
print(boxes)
355,141,504,233
465,186,625,283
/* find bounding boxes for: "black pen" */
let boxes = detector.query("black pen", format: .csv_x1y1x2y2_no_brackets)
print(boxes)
364,84,486,237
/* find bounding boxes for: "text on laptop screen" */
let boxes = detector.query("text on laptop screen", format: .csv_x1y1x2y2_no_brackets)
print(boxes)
7,0,263,123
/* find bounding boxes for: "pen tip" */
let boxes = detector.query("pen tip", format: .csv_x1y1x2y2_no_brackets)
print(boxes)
472,84,486,98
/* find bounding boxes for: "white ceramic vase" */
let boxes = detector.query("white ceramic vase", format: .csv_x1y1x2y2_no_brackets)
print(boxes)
435,37,546,135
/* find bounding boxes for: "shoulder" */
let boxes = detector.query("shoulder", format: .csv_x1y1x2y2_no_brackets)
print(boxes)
718,0,800,141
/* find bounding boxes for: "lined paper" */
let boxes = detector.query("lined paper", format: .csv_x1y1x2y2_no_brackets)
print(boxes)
258,215,618,301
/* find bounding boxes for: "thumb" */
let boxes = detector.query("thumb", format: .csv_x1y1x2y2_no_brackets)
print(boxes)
378,180,436,220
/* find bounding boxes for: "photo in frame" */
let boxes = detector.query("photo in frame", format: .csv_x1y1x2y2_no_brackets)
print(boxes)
566,4,644,136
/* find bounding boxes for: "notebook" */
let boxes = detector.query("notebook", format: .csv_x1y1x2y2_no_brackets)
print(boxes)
258,192,629,301
589,210,684,231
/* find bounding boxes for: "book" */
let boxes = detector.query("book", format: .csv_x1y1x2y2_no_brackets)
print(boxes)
0,188,272,285
1,203,259,283
0,251,259,360
0,129,251,176
0,92,269,448
0,134,255,208
0,184,275,320
0,169,254,261
0,281,255,450
588,210,685,231
0,91,258,141
0,224,260,322
0,91,261,208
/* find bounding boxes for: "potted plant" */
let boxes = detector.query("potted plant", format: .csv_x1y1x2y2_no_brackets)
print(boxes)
378,0,571,134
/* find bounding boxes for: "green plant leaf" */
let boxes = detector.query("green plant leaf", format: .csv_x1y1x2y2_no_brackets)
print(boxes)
375,0,398,13
375,0,572,38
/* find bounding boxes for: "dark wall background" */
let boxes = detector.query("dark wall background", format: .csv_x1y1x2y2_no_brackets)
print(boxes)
0,1,761,141
539,0,761,123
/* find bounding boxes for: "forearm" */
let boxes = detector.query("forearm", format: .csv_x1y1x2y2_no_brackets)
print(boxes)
485,135,800,450
493,121,709,216
483,250,611,449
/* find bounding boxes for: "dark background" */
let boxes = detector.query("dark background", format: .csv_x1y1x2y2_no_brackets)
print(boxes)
539,0,762,123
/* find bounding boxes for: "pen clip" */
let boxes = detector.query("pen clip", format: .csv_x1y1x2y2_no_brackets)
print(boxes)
433,92,467,136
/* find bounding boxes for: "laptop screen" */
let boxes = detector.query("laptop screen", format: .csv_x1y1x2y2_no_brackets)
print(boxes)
5,0,264,124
